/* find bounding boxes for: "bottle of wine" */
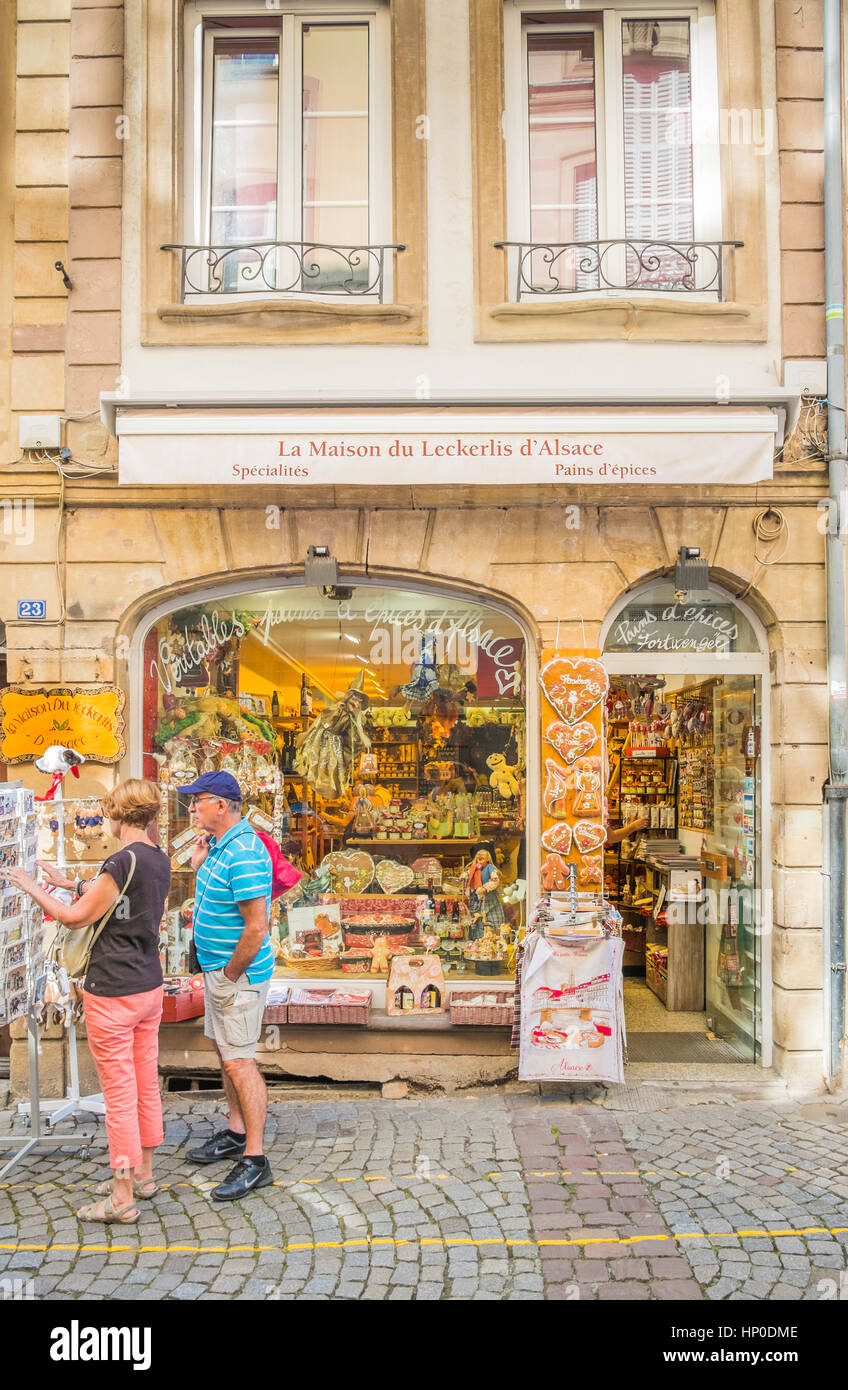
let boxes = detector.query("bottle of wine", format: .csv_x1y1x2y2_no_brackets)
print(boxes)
271,690,280,718
300,673,312,719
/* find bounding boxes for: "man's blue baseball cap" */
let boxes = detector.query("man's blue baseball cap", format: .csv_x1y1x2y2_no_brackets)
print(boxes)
177,771,243,802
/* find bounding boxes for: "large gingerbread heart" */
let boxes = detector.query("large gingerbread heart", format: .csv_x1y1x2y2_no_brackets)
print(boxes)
573,820,606,855
545,721,597,765
375,859,415,895
541,822,572,855
540,656,608,726
543,758,570,818
320,850,375,895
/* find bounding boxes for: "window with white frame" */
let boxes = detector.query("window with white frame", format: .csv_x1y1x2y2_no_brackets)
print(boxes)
179,2,393,299
502,2,726,297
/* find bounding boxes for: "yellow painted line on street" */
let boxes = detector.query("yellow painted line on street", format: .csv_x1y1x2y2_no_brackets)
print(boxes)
0,1164,815,1195
1,1225,847,1258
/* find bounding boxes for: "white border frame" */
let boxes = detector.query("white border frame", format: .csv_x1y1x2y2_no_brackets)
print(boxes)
600,578,772,1068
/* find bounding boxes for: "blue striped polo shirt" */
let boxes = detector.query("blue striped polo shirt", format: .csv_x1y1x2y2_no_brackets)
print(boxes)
193,820,274,984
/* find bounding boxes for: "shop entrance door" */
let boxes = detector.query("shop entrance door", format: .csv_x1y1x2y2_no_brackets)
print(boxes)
601,583,770,1067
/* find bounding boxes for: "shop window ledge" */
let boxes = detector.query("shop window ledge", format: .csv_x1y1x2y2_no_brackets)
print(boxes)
160,1006,511,1032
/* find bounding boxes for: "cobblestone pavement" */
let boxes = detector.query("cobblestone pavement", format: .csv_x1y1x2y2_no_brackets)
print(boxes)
0,1086,846,1301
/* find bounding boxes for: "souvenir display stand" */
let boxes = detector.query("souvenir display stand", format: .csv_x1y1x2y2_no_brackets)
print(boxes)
518,876,626,1085
519,649,625,1083
0,785,88,1178
31,783,107,1127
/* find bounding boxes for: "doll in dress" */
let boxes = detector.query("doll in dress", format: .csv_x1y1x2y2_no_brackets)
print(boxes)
465,848,505,940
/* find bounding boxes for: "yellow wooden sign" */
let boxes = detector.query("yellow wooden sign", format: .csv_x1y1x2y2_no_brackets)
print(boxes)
0,686,126,764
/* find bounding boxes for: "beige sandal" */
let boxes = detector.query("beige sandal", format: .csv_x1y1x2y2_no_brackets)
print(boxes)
93,1176,159,1199
76,1194,139,1225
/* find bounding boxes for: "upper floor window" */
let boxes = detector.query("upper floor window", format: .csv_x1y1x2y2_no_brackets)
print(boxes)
175,2,397,301
501,2,732,298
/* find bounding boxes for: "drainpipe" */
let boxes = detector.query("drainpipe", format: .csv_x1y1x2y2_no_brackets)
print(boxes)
823,0,847,1091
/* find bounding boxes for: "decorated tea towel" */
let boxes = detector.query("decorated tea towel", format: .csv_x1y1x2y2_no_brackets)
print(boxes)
519,934,624,1084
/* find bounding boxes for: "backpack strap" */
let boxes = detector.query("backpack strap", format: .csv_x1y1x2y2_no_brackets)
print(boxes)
85,850,137,963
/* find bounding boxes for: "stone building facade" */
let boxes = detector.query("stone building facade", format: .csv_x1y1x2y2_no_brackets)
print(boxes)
0,0,841,1092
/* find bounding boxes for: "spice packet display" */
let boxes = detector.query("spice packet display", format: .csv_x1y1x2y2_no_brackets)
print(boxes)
246,805,274,834
170,842,198,870
170,826,197,852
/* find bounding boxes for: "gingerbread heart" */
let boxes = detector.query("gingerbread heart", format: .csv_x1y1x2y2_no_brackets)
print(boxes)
545,721,597,765
541,822,573,855
375,859,415,895
543,758,571,818
320,850,375,895
540,656,608,726
573,820,606,855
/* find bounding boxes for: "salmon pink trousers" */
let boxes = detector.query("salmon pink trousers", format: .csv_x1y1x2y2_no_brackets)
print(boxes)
83,986,164,1171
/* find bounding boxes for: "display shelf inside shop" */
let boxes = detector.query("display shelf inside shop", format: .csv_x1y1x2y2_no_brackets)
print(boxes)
638,854,706,1012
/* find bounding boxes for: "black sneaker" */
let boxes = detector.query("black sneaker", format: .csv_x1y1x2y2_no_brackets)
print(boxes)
186,1130,247,1165
210,1156,273,1202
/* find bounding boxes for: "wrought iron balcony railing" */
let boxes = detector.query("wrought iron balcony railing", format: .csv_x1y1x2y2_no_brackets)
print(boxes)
494,239,743,301
162,240,406,303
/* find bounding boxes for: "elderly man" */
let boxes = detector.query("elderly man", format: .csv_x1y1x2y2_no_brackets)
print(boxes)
179,772,274,1201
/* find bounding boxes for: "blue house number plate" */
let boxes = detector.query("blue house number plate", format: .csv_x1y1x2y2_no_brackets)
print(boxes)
17,600,46,619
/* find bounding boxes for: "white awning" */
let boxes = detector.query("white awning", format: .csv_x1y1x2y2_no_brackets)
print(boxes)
117,410,778,487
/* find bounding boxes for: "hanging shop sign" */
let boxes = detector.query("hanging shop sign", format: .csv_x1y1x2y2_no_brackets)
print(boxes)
605,601,742,654
0,686,126,764
538,650,608,897
117,412,777,488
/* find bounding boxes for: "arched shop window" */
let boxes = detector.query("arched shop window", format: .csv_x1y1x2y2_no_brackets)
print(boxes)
142,586,527,982
601,580,767,1066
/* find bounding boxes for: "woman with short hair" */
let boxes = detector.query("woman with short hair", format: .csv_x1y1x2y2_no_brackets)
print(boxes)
2,778,170,1224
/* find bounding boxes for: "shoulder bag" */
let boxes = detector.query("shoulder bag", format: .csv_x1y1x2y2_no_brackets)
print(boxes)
58,850,137,984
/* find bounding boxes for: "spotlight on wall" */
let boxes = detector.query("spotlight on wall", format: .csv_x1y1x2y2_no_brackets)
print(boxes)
305,545,337,588
674,545,709,601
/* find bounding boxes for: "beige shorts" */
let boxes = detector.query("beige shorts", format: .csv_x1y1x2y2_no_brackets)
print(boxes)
203,969,270,1061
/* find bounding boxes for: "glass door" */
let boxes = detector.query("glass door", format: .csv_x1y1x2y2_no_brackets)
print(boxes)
704,674,761,1061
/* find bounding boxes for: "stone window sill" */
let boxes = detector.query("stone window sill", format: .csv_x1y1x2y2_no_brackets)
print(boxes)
480,296,763,343
157,298,417,328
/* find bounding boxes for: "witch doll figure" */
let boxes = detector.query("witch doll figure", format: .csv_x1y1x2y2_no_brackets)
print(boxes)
294,670,372,800
465,847,505,941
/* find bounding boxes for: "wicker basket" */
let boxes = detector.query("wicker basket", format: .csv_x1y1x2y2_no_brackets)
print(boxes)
449,985,514,1027
288,986,372,1026
280,951,340,976
263,986,291,1024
